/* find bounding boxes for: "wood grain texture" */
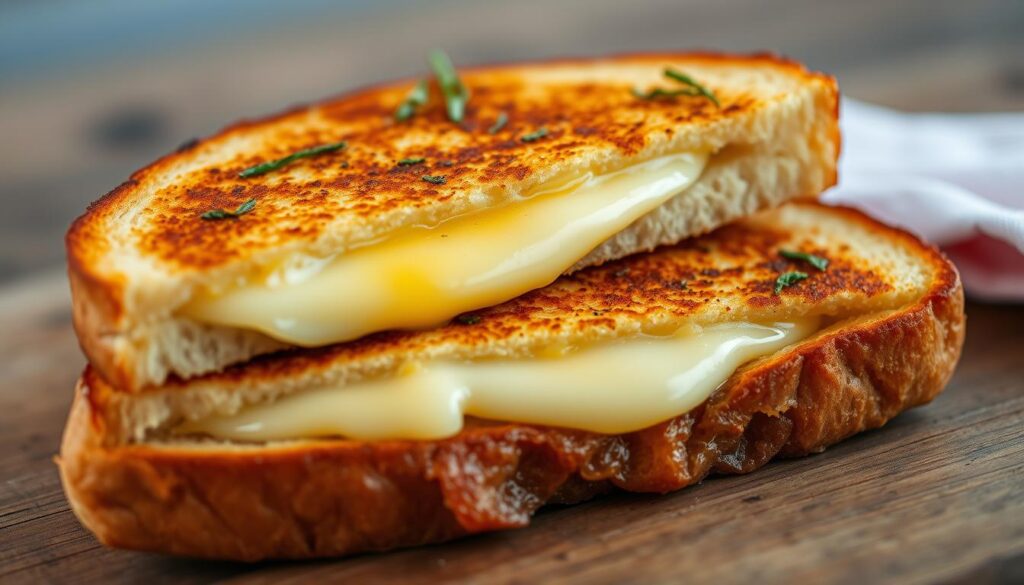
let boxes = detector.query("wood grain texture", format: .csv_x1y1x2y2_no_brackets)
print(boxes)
0,271,1021,584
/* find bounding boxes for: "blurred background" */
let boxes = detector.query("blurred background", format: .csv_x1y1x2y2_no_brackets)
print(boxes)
1,0,1022,284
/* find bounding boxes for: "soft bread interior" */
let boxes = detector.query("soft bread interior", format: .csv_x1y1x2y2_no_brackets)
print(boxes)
68,53,839,390
86,203,949,445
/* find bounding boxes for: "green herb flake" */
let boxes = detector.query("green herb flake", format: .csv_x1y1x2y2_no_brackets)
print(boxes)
398,157,426,166
488,111,508,134
520,127,549,143
779,249,829,271
631,86,700,100
428,49,469,123
774,271,809,295
422,174,447,185
201,198,256,221
395,80,429,122
239,141,347,178
663,68,720,106
632,68,720,107
455,314,481,325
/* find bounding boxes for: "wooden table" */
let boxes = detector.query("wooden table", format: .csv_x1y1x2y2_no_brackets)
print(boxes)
1,0,1023,583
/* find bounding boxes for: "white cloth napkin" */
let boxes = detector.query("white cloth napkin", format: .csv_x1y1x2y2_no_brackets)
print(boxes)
823,99,1024,302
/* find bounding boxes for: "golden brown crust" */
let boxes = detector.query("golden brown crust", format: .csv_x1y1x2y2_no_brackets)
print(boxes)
58,250,964,560
66,50,833,271
68,266,128,389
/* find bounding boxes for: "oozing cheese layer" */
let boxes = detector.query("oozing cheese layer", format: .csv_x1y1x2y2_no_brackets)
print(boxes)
180,152,708,346
177,318,818,441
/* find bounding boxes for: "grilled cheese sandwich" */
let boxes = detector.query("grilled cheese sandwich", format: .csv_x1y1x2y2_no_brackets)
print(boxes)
60,203,965,561
57,51,962,564
66,52,840,390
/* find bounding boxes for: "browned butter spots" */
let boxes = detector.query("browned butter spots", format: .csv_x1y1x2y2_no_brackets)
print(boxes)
70,53,830,273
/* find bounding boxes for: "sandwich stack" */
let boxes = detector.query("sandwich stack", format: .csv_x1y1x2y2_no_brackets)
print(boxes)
59,51,964,560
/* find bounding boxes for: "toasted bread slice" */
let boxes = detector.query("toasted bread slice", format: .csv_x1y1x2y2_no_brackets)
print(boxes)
58,203,964,560
67,51,839,391
76,202,948,443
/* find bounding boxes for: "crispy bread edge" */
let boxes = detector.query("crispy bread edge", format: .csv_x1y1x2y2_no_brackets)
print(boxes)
57,251,963,561
65,50,839,391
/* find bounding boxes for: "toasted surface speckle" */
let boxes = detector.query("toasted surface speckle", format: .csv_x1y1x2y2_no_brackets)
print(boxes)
68,52,832,273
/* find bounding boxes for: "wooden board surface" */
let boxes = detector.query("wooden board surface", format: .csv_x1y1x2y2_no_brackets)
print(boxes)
0,272,1022,584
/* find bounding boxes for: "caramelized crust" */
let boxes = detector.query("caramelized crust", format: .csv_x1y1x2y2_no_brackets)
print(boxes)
57,238,964,560
67,52,833,276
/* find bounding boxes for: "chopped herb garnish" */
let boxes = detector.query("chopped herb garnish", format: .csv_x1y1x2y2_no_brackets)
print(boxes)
520,127,549,142
455,314,481,325
678,279,689,290
422,175,446,185
631,87,701,100
239,141,347,178
632,68,719,107
779,249,829,271
774,271,809,294
663,68,720,106
201,198,256,220
428,49,469,123
488,111,508,134
398,157,426,165
395,80,429,122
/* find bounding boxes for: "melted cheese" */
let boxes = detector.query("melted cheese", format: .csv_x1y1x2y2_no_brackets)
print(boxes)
180,152,708,346
177,318,818,441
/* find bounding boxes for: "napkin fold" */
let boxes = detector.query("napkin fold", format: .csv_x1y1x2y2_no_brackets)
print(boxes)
824,100,1024,302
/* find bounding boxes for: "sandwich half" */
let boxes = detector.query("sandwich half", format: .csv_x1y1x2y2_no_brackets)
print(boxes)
66,52,839,391
58,202,965,561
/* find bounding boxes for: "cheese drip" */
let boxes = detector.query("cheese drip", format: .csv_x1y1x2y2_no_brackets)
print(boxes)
180,152,708,346
177,318,819,441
